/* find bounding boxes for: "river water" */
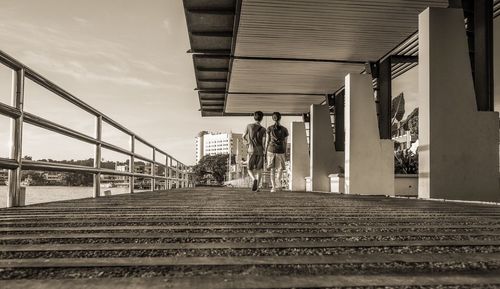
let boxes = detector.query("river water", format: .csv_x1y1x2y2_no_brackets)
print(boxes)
0,186,131,208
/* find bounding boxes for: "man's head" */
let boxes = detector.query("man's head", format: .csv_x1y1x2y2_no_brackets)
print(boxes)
272,112,281,122
253,111,264,122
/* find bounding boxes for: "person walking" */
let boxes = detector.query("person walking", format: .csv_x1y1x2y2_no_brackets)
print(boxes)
265,112,288,192
243,111,266,191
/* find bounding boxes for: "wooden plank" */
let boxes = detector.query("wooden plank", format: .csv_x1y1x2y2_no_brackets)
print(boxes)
2,274,500,289
2,240,500,252
2,253,500,268
2,224,500,232
2,231,500,241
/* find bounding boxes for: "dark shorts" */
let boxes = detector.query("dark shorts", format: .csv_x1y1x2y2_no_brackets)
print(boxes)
248,153,264,170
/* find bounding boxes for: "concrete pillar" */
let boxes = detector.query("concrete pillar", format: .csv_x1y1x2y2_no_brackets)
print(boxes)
310,104,344,192
345,73,394,196
418,8,499,202
289,121,310,191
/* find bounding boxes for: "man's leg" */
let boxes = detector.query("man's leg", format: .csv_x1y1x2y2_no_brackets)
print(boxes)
276,169,283,190
270,168,276,190
248,170,256,181
255,170,261,186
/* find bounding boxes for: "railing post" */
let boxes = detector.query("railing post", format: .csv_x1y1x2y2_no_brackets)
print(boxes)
166,156,170,190
93,116,102,198
7,69,24,207
129,135,135,194
151,148,156,191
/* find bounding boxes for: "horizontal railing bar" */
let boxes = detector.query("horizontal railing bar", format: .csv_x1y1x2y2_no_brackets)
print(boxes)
133,153,154,164
25,68,101,117
100,141,133,158
0,102,21,118
20,161,173,181
0,49,23,70
23,112,98,145
21,160,99,174
0,158,19,170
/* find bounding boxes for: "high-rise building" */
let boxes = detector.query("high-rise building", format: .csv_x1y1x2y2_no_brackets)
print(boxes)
195,131,247,164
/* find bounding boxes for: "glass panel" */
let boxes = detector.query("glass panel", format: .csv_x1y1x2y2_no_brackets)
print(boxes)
100,175,129,196
24,79,95,137
134,158,152,175
102,120,130,151
154,164,166,176
133,177,151,192
0,114,10,158
0,65,12,106
155,151,167,165
21,170,93,205
155,179,166,190
0,169,8,208
135,139,152,160
101,147,130,171
22,123,94,166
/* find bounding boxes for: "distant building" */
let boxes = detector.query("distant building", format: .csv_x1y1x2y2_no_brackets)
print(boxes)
195,131,247,164
43,172,63,182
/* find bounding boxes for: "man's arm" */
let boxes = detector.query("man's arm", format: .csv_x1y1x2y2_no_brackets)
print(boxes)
242,125,249,146
264,128,269,154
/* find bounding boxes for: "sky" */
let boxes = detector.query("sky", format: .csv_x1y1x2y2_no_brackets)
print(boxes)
0,0,297,165
0,1,498,165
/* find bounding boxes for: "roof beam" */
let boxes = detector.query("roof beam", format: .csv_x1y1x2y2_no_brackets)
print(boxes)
197,90,326,96
196,68,229,72
186,9,234,15
233,56,367,64
197,79,227,83
191,31,233,37
390,55,418,63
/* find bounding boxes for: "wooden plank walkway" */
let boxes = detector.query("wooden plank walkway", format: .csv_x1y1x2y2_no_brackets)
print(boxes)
1,187,500,288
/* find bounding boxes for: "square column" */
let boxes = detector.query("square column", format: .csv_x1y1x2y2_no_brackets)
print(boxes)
418,8,499,202
310,104,344,192
289,121,310,191
345,74,394,196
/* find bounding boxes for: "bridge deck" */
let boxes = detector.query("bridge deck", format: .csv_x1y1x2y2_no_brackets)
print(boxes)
1,187,500,288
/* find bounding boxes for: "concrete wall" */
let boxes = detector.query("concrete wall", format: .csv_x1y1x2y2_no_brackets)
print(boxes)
418,8,499,202
310,104,344,192
344,74,394,196
290,121,310,191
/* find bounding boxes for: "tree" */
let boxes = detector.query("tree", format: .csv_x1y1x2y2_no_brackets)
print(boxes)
193,154,228,184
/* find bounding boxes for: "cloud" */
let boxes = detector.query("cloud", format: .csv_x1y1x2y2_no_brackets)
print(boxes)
73,17,89,26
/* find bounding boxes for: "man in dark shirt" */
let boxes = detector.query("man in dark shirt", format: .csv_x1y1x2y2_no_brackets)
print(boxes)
243,111,266,191
265,112,289,192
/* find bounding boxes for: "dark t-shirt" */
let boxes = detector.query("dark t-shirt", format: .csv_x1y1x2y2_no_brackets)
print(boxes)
244,123,266,155
266,124,289,154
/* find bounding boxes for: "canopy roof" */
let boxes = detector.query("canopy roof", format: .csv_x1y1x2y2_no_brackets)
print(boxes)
183,0,500,117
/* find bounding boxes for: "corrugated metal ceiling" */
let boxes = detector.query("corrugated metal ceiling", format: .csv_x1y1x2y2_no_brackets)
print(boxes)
234,0,449,60
183,0,499,116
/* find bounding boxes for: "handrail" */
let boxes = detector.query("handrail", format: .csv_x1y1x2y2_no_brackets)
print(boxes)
0,48,192,207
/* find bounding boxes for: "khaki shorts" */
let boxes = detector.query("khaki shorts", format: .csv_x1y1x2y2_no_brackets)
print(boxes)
266,152,285,170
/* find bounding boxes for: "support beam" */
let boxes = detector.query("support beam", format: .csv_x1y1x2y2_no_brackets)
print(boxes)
334,92,345,152
289,122,310,191
418,7,499,202
344,74,394,196
378,58,392,139
7,69,24,207
473,0,494,111
309,104,344,192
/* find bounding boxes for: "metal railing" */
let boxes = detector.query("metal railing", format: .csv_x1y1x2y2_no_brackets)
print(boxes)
0,49,193,207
